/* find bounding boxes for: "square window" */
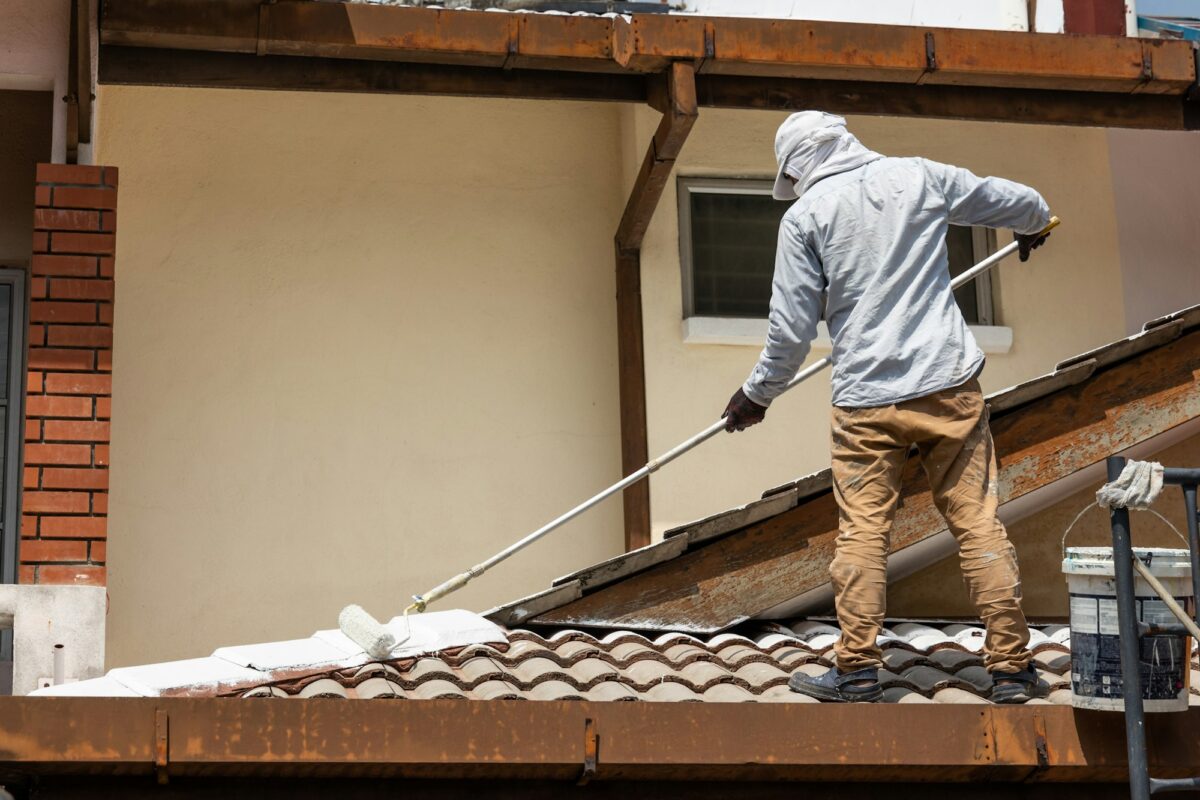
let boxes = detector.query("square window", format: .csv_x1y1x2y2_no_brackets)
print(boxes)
678,177,995,325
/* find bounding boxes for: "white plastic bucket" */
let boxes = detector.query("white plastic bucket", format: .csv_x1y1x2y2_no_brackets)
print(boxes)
1062,547,1194,712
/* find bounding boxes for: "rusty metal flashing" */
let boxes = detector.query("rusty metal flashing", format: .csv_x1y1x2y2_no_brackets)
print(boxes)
484,305,1200,631
1,697,1198,783
97,1,1200,129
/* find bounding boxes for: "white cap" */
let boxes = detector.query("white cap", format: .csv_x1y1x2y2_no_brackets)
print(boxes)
772,111,844,200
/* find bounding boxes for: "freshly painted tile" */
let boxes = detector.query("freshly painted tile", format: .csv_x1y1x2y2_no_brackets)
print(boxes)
212,637,351,672
108,657,266,697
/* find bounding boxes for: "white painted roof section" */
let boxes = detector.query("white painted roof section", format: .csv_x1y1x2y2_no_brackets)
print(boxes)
349,0,1035,32
106,657,268,698
213,636,359,672
312,609,507,660
28,610,508,698
32,675,140,698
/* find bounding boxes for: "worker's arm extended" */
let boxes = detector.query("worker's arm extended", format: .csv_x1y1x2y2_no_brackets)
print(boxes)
740,216,825,410
930,160,1051,236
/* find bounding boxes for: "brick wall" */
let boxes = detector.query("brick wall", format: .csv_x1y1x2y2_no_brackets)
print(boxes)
21,163,116,586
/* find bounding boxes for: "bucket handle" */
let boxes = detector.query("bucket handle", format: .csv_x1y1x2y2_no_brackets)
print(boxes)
1061,500,1189,559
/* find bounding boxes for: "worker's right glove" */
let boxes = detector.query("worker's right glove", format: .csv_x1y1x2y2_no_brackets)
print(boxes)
723,388,767,433
1015,230,1050,262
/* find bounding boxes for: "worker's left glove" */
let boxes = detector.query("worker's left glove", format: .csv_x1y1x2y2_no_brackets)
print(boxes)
723,388,767,432
1015,231,1050,262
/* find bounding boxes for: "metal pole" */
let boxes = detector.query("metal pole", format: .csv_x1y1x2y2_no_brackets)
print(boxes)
1108,455,1151,800
1183,484,1200,629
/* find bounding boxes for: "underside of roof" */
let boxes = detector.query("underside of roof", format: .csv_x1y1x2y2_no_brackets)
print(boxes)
487,303,1200,633
97,0,1200,129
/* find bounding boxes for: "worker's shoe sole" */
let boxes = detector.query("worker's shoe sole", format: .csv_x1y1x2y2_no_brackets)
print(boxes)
788,667,883,703
990,667,1049,704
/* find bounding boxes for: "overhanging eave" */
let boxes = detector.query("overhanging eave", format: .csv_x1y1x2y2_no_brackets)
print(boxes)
97,0,1200,129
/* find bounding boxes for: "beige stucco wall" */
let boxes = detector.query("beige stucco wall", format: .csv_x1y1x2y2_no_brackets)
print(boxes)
890,431,1200,619
638,107,1128,536
96,86,627,666
97,84,1140,666
0,0,70,161
1107,129,1200,334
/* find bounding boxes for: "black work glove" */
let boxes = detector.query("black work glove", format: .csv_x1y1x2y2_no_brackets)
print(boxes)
1016,230,1050,262
723,388,767,432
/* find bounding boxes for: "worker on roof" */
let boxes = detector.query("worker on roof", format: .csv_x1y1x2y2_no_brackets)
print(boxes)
723,111,1052,704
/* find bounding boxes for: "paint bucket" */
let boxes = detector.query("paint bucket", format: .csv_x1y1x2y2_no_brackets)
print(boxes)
1062,547,1193,712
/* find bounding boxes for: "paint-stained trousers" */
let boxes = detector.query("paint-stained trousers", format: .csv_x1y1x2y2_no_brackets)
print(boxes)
828,376,1032,674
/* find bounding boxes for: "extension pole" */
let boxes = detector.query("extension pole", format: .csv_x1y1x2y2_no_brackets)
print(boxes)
405,217,1061,611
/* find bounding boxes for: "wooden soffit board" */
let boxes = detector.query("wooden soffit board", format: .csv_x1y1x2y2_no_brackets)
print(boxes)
533,326,1200,633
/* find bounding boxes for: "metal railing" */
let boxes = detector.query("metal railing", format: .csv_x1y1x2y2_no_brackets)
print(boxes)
1105,456,1200,798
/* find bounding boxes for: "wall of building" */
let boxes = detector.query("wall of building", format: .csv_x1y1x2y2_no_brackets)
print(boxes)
1107,129,1200,334
634,107,1128,538
95,82,1153,667
95,86,627,666
0,0,71,163
890,431,1200,619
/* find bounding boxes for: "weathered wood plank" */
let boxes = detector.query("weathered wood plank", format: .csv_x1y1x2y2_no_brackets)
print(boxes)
484,580,581,627
552,535,688,592
664,487,799,546
534,330,1200,632
986,359,1096,416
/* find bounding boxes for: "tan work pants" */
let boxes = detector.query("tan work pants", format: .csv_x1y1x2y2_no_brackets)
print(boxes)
828,377,1032,674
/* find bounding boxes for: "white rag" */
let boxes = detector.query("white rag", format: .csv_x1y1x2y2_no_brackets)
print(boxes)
1096,460,1164,510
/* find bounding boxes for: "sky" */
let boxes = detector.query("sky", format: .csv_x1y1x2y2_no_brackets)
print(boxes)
1137,0,1200,17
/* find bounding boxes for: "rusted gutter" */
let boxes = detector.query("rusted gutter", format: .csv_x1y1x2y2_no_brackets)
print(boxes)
613,62,697,551
1,698,1198,783
101,1,1196,95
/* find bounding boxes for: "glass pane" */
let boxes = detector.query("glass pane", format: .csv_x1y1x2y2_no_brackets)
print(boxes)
946,224,980,324
689,191,786,317
689,196,983,325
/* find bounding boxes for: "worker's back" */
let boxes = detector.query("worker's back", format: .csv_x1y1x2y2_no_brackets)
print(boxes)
781,155,1048,408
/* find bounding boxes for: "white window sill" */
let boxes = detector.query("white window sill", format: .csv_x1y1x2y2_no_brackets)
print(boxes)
681,317,1013,354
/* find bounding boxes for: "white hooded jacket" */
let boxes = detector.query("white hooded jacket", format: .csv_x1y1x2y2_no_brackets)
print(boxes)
743,116,1050,409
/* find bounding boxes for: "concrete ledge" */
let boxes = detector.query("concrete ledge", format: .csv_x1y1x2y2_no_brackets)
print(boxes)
0,585,106,696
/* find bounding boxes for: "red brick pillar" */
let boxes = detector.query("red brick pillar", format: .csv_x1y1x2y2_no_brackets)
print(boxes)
21,164,116,586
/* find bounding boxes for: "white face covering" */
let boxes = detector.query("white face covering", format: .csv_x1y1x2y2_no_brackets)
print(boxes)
776,114,884,199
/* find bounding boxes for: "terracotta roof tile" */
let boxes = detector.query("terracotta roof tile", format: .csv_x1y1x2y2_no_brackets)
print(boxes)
39,611,1199,709
221,620,1193,706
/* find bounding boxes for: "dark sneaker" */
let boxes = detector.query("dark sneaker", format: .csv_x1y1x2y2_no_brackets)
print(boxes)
990,667,1049,704
788,667,883,703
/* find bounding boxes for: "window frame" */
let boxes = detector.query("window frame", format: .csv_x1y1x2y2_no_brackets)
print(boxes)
677,176,779,320
0,267,26,588
677,176,999,326
0,267,26,683
964,226,997,326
